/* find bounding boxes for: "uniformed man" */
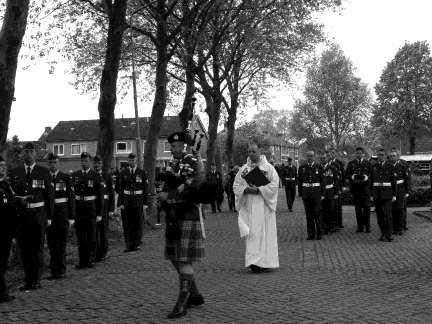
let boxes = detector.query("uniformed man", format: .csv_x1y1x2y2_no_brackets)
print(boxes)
0,155,16,302
389,148,410,235
118,153,148,252
159,131,205,319
281,157,297,212
9,142,53,291
298,151,324,240
370,147,396,242
93,155,115,261
346,147,371,233
72,152,104,269
206,162,223,213
329,147,345,229
46,153,75,279
321,151,339,234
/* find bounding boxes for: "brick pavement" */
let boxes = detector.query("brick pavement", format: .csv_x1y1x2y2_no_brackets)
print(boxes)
2,192,432,323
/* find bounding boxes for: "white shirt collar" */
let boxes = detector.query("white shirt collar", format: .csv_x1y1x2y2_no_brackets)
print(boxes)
51,170,59,177
24,162,36,172
82,168,91,174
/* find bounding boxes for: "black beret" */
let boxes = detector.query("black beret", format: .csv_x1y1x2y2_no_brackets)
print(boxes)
128,153,136,159
47,152,58,161
355,147,364,151
167,132,186,144
81,152,91,159
93,155,102,162
23,142,35,150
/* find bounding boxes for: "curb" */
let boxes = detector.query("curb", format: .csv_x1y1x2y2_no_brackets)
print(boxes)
414,210,432,222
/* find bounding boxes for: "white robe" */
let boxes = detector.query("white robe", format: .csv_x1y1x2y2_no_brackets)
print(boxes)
233,155,279,269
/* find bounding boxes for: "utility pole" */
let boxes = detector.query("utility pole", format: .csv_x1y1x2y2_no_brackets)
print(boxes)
131,37,142,168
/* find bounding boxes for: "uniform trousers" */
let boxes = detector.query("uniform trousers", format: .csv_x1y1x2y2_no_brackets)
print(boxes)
75,202,97,266
122,204,143,250
375,199,393,238
353,195,370,231
0,216,15,296
322,198,335,233
17,208,46,286
46,221,69,276
392,196,405,233
285,183,296,210
96,207,109,260
302,196,322,238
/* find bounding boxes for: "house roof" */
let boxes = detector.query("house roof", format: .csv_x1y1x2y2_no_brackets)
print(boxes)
46,116,206,142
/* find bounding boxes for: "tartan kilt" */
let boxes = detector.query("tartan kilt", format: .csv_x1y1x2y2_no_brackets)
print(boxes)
165,220,205,263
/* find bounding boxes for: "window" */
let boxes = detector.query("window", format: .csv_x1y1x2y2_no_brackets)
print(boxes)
116,142,132,154
164,141,171,152
71,144,86,155
53,144,64,156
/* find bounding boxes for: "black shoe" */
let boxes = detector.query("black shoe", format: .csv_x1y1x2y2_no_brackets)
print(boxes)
306,236,315,240
0,294,15,303
167,276,191,319
385,236,393,242
167,305,187,319
187,295,204,307
397,231,403,236
404,227,408,231
19,283,41,291
365,228,371,233
47,274,66,280
75,264,93,269
379,236,384,241
316,235,322,240
355,229,363,233
289,209,293,212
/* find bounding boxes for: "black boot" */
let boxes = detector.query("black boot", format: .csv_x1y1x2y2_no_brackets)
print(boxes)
187,278,204,307
167,274,192,319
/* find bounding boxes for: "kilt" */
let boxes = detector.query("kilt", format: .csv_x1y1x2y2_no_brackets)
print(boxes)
165,220,205,263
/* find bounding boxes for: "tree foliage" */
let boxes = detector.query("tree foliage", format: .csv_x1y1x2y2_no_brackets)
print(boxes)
290,44,372,150
373,41,432,154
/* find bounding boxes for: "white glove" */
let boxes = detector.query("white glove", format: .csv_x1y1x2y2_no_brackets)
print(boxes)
108,212,114,217
320,196,324,201
96,216,102,222
68,219,75,226
404,193,409,198
392,196,396,202
47,219,52,226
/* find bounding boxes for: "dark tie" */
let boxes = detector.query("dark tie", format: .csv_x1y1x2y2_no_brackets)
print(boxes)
52,173,56,183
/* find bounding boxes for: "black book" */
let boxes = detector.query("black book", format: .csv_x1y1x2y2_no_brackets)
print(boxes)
243,167,270,187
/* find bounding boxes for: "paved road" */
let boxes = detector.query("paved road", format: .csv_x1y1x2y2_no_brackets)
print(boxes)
2,193,432,323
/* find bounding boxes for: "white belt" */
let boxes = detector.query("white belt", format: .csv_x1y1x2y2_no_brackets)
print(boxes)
396,180,404,184
124,190,143,195
104,194,109,200
54,198,68,204
325,184,334,189
302,183,320,188
75,195,97,201
373,182,391,187
285,178,296,181
27,201,45,208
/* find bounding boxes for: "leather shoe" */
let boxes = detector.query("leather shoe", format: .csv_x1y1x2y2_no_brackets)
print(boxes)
316,235,322,240
0,294,15,303
306,236,315,240
47,274,66,280
167,305,187,319
187,295,204,307
378,236,384,241
355,229,363,233
19,283,41,291
75,264,93,269
365,228,371,233
385,236,393,242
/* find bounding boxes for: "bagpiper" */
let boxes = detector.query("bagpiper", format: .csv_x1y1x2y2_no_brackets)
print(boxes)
9,142,54,291
46,152,75,279
158,131,205,319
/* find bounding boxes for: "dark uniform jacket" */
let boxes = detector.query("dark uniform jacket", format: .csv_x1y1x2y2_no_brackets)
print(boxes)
98,171,115,217
72,169,104,216
51,170,75,223
370,161,396,200
161,153,201,221
346,158,371,197
0,178,16,224
281,164,297,187
118,167,148,209
9,164,54,220
322,162,339,199
393,160,410,197
331,159,345,188
298,162,324,199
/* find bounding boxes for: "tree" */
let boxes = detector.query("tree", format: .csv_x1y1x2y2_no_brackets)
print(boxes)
0,0,30,151
291,44,372,150
374,41,432,154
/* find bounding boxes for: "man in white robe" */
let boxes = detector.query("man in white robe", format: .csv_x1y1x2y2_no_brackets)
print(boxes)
233,142,279,272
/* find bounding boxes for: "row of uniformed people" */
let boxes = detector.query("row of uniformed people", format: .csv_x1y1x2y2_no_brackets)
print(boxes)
295,146,410,242
0,143,147,303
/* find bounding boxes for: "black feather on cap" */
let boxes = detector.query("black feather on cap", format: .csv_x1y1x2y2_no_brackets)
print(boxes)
128,153,136,159
47,152,58,161
167,132,186,144
0,155,4,163
81,152,91,159
355,147,364,152
93,155,102,162
23,142,35,150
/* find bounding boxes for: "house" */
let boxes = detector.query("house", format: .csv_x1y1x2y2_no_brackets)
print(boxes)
44,115,208,172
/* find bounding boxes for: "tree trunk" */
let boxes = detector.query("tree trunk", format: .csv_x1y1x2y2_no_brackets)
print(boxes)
178,60,195,131
409,135,416,155
205,94,222,171
0,0,30,151
143,39,169,222
225,97,238,167
96,0,127,173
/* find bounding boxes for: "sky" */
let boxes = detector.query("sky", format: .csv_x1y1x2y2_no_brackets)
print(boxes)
7,0,432,140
